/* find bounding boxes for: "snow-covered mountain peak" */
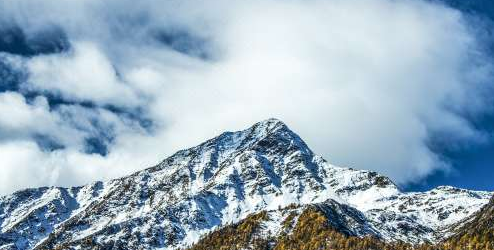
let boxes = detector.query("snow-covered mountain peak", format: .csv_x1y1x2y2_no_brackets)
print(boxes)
248,117,289,135
0,119,492,250
213,117,309,156
157,118,306,164
150,117,318,195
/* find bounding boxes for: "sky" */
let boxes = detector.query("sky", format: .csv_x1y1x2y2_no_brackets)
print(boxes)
0,0,493,195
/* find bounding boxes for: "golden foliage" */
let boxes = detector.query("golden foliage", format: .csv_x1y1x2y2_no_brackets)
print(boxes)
187,206,494,250
186,211,270,250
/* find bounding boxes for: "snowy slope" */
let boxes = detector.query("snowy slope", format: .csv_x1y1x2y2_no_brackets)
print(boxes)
0,119,491,250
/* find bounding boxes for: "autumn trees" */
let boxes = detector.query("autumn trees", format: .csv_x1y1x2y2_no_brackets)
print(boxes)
187,204,494,250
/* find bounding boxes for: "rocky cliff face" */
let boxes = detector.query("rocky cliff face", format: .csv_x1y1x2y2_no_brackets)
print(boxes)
0,119,491,250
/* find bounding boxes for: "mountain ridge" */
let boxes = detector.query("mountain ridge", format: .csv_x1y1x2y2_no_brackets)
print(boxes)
0,118,491,250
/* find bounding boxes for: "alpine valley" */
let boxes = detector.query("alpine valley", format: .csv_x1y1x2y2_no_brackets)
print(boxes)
0,119,493,250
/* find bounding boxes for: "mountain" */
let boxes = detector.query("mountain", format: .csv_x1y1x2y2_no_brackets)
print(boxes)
0,119,491,250
437,195,494,249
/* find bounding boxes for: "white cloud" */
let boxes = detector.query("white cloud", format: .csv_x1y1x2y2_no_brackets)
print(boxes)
0,0,492,194
0,141,60,195
0,92,50,133
26,42,141,107
0,140,141,195
0,91,85,147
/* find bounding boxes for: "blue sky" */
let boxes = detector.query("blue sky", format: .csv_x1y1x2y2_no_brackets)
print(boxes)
407,144,494,191
407,107,494,191
0,0,493,194
405,0,494,191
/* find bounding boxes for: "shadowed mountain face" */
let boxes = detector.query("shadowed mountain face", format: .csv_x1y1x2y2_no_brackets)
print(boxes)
0,119,491,250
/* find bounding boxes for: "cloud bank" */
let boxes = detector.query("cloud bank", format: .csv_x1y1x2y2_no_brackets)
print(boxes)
0,0,492,194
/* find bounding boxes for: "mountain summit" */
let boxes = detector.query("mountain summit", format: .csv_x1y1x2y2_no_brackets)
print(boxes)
0,119,491,250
